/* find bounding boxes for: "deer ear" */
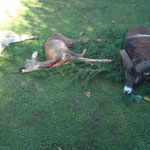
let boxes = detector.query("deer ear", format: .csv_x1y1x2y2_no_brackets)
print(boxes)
32,51,38,59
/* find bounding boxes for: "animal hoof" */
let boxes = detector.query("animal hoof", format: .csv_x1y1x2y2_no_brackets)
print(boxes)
82,48,87,57
0,54,6,57
106,59,113,63
34,36,39,40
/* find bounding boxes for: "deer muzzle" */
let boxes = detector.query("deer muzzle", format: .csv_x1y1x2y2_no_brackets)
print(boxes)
19,67,25,72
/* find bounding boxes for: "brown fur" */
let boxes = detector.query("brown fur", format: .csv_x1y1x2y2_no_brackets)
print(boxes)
125,26,150,39
125,26,150,65
48,33,75,47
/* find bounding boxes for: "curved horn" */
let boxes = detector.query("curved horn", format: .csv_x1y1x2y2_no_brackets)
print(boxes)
119,50,134,70
135,60,150,73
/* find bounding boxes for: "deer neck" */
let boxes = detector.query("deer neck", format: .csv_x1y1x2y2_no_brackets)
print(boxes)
37,60,60,69
37,60,53,66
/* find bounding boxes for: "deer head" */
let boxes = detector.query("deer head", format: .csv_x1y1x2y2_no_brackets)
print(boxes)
20,50,68,73
20,51,42,73
120,50,150,94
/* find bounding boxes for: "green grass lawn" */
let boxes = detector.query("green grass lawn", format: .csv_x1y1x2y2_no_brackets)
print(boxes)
0,0,150,150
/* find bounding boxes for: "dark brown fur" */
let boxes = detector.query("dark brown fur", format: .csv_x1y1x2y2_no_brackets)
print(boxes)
125,26,150,65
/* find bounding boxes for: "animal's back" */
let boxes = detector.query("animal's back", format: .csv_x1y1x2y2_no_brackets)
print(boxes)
48,33,75,47
125,26,150,39
44,39,68,61
124,26,150,64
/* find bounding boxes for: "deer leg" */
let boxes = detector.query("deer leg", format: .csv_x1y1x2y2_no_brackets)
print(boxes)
71,57,112,63
81,48,87,57
10,35,39,43
0,35,39,57
53,53,71,67
67,48,87,58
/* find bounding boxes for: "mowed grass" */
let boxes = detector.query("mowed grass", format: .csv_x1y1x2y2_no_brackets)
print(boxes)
0,0,150,150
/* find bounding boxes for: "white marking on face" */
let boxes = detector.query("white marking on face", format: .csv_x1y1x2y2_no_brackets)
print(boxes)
123,86,133,94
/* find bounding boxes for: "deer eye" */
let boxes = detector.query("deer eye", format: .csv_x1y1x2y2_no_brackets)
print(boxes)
24,61,28,66
24,59,30,65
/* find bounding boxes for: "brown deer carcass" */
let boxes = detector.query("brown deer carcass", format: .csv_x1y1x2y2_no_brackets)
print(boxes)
20,33,112,73
120,26,150,94
0,30,39,56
